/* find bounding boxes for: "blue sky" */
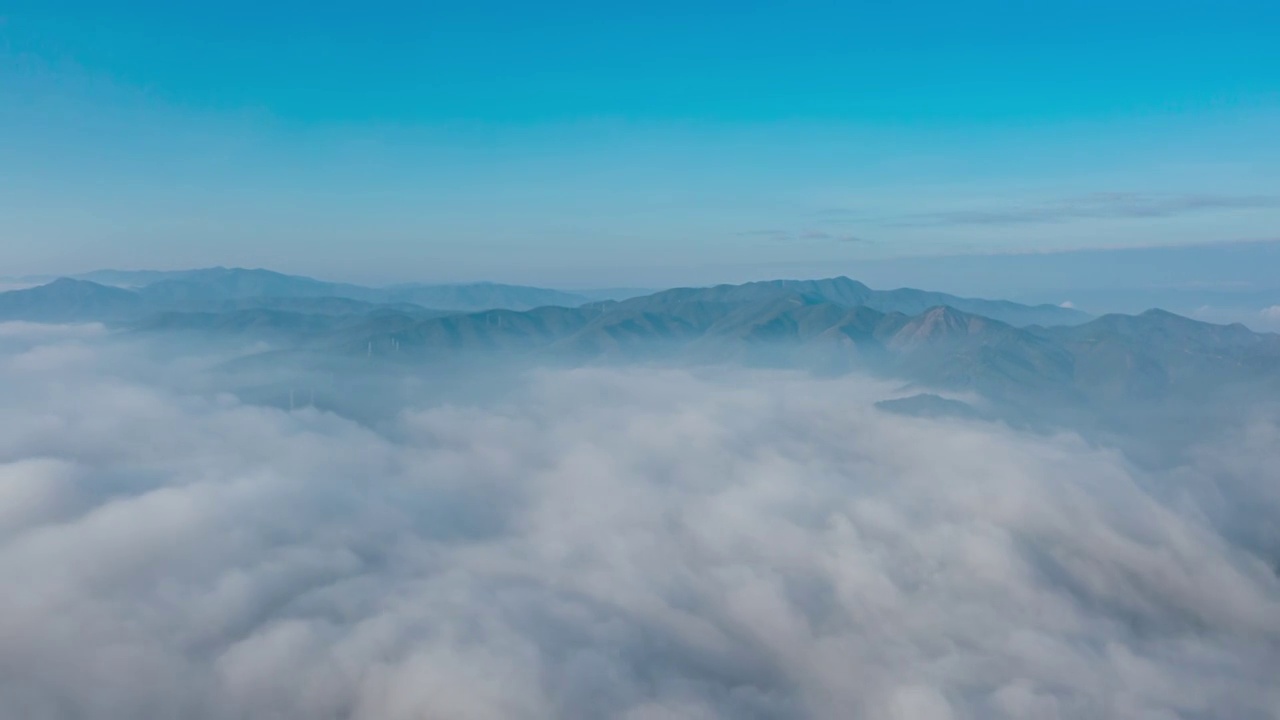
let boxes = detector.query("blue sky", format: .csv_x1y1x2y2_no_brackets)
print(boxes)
2,0,1278,288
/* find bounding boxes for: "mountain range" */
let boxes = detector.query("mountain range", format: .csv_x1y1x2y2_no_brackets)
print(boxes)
2,268,1276,418
335,291,1278,407
0,267,1087,324
0,267,647,316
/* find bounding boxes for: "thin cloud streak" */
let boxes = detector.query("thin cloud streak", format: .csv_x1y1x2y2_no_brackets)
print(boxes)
736,229,872,245
884,192,1280,228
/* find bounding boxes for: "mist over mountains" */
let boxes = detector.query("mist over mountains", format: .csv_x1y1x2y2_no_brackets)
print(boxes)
2,267,1273,423
2,268,1280,719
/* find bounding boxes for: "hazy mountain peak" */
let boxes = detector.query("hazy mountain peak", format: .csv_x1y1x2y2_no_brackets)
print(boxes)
25,277,132,298
46,277,102,289
615,275,1086,328
0,277,142,322
890,306,990,347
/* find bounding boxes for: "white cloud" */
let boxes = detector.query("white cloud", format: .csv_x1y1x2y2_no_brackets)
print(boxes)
1059,301,1075,309
1261,305,1280,321
0,340,1278,719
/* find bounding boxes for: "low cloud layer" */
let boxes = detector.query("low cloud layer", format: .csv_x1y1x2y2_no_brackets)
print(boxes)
2,328,1279,719
737,229,870,245
893,192,1280,227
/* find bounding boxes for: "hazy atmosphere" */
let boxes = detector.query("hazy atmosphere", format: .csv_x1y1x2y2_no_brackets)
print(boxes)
3,2,1280,719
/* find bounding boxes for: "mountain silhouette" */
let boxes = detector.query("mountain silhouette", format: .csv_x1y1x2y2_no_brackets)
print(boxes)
4,270,1276,411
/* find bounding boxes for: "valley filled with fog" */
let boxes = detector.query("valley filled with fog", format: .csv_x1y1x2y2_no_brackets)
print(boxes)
2,270,1279,719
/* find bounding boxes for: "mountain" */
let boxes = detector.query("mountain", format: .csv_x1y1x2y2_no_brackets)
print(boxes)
74,267,595,312
23,268,1260,475
881,306,1078,398
136,309,355,341
8,270,1277,414
1037,308,1280,399
603,276,1088,327
875,393,985,420
75,269,210,287
207,296,433,316
0,271,598,323
566,288,655,303
0,278,146,322
0,271,1088,328
321,294,1080,402
608,277,879,309
349,305,609,359
134,268,362,305
324,289,1278,409
378,282,589,311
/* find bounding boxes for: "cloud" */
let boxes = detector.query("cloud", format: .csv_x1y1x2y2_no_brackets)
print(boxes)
0,336,1279,719
797,230,870,244
1261,306,1280,321
1059,301,1075,309
891,193,1280,227
738,229,871,245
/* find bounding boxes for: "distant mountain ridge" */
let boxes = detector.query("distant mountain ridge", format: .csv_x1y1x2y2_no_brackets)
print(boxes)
600,276,1089,327
306,285,1276,406
69,268,653,305
2,268,1276,417
0,268,620,319
0,269,1090,326
0,278,147,322
77,267,597,311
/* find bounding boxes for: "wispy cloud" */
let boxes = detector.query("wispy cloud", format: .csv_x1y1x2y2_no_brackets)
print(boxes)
737,229,871,244
888,193,1280,227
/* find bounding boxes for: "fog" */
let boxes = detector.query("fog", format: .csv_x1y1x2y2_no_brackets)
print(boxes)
2,323,1279,719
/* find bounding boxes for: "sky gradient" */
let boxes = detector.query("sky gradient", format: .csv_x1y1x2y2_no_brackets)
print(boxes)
2,0,1279,287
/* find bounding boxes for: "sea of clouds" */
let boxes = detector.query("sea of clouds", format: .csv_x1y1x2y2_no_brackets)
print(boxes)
1,323,1279,719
